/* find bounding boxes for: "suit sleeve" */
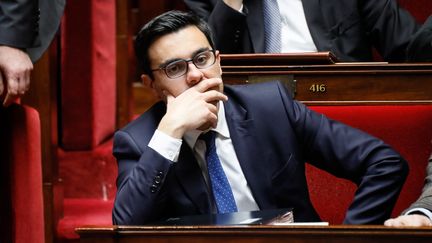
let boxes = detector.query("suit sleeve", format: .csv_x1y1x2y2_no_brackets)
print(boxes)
359,0,419,61
406,15,432,62
112,130,173,225
404,153,432,213
0,0,39,48
275,82,409,224
184,0,248,53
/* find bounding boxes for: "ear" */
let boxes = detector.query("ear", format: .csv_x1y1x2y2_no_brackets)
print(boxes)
141,74,163,100
215,50,222,75
141,74,153,89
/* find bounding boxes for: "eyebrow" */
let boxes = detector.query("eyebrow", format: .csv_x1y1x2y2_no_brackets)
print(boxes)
158,47,211,68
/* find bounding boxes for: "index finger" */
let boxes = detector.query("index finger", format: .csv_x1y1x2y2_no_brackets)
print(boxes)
193,78,222,93
3,92,19,107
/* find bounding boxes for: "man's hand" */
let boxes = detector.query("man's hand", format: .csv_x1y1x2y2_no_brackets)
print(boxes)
157,78,228,138
384,214,432,227
0,45,33,106
223,0,243,11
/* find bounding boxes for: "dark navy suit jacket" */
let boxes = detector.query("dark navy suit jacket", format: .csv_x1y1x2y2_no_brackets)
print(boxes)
184,0,419,61
112,81,408,225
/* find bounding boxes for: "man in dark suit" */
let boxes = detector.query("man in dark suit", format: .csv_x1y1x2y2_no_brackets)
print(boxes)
385,152,432,226
183,0,419,62
0,0,65,106
112,10,408,225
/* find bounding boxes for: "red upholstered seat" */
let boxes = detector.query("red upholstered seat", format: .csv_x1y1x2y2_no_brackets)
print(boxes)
57,199,114,240
0,105,44,243
57,0,117,242
308,105,432,224
59,139,117,200
57,139,116,241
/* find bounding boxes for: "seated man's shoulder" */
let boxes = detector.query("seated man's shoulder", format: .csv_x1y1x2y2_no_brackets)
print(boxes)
118,101,165,136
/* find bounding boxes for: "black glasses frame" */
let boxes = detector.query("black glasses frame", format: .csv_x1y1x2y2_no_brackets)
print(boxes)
151,49,216,79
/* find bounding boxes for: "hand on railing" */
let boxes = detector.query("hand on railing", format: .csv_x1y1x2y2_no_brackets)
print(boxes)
384,214,432,227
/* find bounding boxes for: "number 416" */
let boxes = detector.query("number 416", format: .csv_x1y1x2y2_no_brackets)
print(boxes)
309,84,326,93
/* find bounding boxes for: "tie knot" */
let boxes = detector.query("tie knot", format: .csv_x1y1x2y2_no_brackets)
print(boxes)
199,131,216,144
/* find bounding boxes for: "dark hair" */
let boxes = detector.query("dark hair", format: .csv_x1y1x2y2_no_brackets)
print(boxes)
135,10,215,79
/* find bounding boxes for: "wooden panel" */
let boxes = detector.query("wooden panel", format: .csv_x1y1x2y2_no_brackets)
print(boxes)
132,83,159,114
221,52,339,65
221,56,432,105
138,2,164,28
137,0,186,25
116,0,134,128
77,225,432,243
224,72,432,104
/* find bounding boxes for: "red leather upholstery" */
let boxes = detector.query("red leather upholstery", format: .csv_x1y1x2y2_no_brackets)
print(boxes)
0,105,44,243
308,105,432,224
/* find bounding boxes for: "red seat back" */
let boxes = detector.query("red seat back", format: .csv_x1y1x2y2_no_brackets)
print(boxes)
398,0,432,23
61,0,116,150
307,105,432,224
0,105,45,243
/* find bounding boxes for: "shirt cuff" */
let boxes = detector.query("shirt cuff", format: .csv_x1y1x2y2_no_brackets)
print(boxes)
148,130,182,162
405,208,432,221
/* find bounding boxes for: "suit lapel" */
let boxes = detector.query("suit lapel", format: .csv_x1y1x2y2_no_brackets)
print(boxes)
245,0,265,52
224,99,274,209
302,0,331,51
175,143,212,214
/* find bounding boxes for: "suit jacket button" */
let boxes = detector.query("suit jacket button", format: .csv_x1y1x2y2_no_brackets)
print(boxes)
150,184,158,193
154,175,162,184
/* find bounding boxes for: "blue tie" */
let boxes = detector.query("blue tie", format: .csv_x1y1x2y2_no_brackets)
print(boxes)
201,131,238,213
263,0,282,53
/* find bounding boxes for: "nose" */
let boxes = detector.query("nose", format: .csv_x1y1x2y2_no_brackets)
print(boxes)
185,62,203,86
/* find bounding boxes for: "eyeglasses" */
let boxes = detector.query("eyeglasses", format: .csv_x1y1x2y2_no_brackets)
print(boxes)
151,50,216,79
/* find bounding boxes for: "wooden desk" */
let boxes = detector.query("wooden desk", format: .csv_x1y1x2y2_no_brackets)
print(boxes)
222,62,432,105
77,225,432,243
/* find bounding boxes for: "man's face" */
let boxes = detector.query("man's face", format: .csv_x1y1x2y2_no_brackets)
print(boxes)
145,25,223,100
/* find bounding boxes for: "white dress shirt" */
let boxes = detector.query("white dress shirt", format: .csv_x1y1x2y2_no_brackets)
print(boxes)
277,0,317,52
405,208,432,221
239,0,318,52
148,101,260,212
